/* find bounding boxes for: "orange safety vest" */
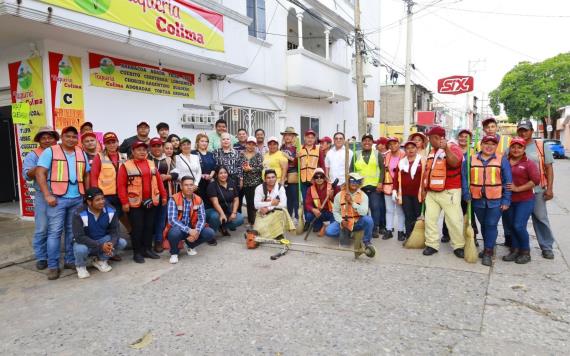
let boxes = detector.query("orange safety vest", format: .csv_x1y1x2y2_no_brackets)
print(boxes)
49,145,86,196
340,189,364,231
397,157,426,204
310,182,333,211
424,150,448,192
162,192,203,249
534,140,548,188
470,153,503,200
383,150,405,194
299,146,321,182
97,151,123,196
123,159,160,208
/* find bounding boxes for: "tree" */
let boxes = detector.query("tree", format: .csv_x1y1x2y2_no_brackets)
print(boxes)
489,52,570,137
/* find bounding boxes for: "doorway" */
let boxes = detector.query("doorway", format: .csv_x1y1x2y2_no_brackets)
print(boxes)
0,105,19,203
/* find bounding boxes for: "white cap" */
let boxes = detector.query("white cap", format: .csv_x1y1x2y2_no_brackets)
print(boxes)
246,136,256,143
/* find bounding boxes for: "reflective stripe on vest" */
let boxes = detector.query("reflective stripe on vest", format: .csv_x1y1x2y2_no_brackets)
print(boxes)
97,152,122,196
383,150,405,194
162,193,202,242
340,190,364,231
299,146,320,182
424,151,447,192
534,140,548,188
310,183,333,211
470,153,503,200
354,150,380,187
49,145,86,196
123,159,160,208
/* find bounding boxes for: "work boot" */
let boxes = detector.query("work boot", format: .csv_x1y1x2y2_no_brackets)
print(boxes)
502,248,520,262
63,263,76,270
36,260,48,270
397,231,405,241
154,241,164,253
453,248,465,258
372,228,380,239
47,268,60,280
423,246,438,256
382,229,393,240
542,250,554,260
516,250,531,264
441,234,450,243
482,248,493,266
378,227,387,236
133,254,145,264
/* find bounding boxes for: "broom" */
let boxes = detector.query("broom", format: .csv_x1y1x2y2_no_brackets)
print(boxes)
464,133,478,263
295,136,305,235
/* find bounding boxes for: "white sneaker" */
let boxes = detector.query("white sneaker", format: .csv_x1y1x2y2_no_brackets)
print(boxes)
76,266,90,279
92,259,112,273
186,247,197,256
169,254,179,264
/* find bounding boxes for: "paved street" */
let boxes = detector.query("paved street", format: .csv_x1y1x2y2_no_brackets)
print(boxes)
1,160,569,355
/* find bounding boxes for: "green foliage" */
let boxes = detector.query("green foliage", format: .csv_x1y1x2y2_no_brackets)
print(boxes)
489,52,570,123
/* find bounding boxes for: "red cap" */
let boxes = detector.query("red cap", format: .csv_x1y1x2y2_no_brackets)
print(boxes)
103,132,118,143
409,132,427,142
386,136,400,145
457,129,473,137
482,117,497,127
131,141,148,150
426,126,446,138
137,121,150,128
149,137,163,146
61,126,78,135
81,132,97,141
320,136,332,143
509,137,526,148
481,135,499,144
376,137,388,145
304,129,316,136
403,140,417,148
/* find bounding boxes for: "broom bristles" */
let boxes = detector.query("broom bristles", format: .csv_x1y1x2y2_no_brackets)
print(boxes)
404,219,425,249
463,215,478,263
295,208,305,235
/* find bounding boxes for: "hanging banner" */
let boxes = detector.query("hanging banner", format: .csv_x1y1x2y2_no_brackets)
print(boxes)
49,52,85,130
39,0,224,52
8,57,48,217
89,52,195,98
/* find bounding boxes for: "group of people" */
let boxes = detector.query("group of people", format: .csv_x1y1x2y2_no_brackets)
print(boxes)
23,115,556,280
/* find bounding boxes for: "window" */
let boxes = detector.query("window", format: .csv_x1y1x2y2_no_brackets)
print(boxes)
220,106,276,137
247,0,266,40
300,116,320,143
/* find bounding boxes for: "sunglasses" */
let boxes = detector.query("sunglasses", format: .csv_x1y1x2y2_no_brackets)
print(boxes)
314,175,325,179
349,179,363,184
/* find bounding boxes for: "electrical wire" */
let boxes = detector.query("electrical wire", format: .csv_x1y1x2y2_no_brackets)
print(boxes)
432,5,570,18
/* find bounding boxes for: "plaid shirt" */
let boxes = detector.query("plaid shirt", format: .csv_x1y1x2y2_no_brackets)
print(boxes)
167,195,206,234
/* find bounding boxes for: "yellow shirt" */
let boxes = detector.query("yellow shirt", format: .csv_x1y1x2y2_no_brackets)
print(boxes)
263,151,288,181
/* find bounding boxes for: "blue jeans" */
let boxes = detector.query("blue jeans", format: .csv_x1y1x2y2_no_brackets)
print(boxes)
362,186,385,230
305,210,335,230
285,183,299,219
473,205,502,250
153,203,168,242
32,192,49,261
205,209,244,232
325,215,374,245
503,199,535,251
73,236,127,267
532,192,555,251
46,196,83,269
167,225,215,254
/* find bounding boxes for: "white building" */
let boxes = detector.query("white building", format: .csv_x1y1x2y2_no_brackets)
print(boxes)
0,0,381,216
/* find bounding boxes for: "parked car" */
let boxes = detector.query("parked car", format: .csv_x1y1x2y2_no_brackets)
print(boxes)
543,139,566,159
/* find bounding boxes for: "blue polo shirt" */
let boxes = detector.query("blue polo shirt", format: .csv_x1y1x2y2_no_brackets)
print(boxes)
37,146,91,198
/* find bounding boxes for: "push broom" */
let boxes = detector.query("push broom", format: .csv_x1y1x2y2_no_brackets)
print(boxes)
464,133,478,263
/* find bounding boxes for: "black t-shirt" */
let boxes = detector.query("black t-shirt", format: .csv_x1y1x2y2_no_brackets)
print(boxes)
206,180,239,214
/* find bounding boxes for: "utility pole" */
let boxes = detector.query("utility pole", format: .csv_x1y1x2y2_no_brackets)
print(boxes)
403,0,414,139
547,94,552,139
354,0,366,136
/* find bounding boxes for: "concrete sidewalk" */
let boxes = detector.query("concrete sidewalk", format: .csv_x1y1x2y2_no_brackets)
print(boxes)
0,161,569,354
0,214,34,268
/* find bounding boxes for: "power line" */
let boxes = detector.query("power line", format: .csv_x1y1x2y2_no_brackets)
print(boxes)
433,5,570,18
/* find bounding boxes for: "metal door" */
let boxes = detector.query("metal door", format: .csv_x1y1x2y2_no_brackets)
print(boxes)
220,106,277,137
0,106,19,202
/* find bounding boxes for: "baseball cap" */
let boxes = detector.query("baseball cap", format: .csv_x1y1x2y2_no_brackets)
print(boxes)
84,187,104,201
319,136,332,143
80,132,97,141
149,137,163,146
386,136,400,145
510,137,527,148
103,132,118,143
376,137,388,145
481,135,499,144
61,126,78,135
517,120,533,131
267,136,279,144
131,141,148,150
304,129,316,137
426,126,446,138
348,172,364,182
137,121,150,128
403,140,417,148
246,136,256,143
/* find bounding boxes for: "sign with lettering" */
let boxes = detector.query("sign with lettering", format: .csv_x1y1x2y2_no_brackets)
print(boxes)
437,75,474,95
49,52,85,130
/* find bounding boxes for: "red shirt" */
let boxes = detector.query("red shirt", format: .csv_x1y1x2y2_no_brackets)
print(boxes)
305,183,332,212
90,152,119,189
393,160,423,197
444,144,463,190
510,155,540,202
117,159,167,206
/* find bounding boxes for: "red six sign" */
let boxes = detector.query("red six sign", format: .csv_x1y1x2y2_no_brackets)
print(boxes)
437,75,474,95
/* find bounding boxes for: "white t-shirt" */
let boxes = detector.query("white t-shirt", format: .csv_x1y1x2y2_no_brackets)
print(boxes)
172,153,202,186
325,146,353,185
